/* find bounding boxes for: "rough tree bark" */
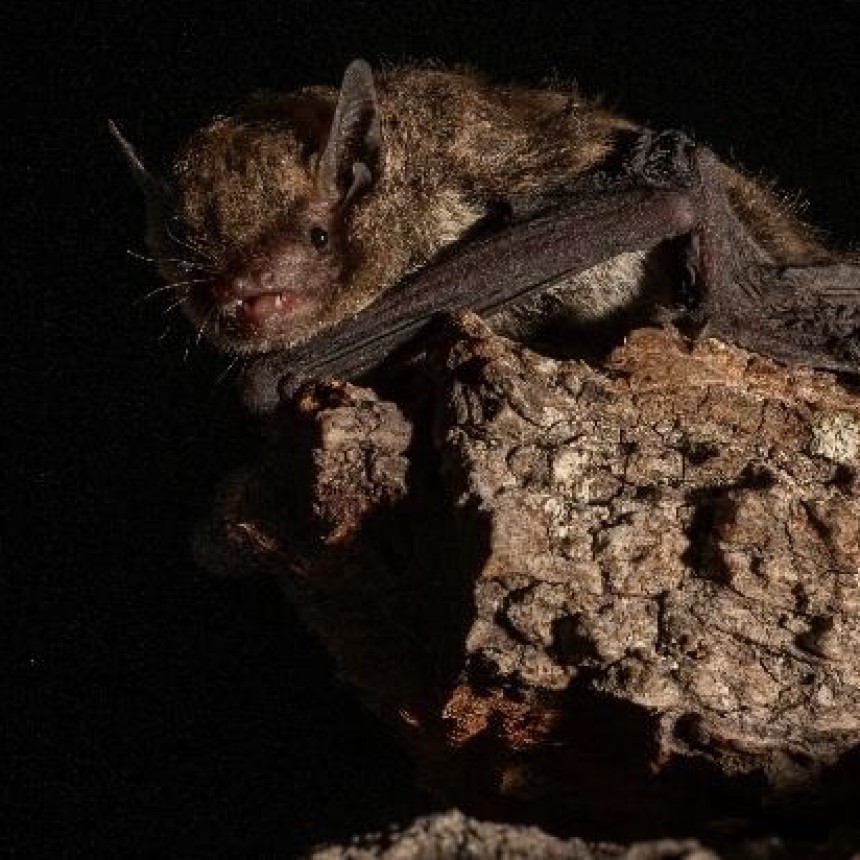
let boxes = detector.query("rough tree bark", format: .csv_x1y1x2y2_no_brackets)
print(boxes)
195,315,860,838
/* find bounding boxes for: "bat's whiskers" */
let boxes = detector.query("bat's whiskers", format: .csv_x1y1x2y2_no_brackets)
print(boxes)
214,354,243,388
162,295,190,316
133,277,214,308
165,223,223,266
126,247,218,279
195,306,218,346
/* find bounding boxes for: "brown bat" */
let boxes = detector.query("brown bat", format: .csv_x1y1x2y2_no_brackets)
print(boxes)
113,59,860,412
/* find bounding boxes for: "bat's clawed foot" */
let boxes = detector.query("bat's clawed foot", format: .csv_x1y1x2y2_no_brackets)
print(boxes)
624,129,699,191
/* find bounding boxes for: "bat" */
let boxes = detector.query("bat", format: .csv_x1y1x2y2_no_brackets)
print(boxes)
112,60,860,413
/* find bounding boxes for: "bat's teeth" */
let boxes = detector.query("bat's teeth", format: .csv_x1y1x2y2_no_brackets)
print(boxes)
274,292,285,309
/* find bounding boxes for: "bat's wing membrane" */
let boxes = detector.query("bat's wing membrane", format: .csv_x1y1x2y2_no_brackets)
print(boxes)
739,263,860,373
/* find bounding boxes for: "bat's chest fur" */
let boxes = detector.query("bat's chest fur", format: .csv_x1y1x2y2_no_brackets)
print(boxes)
489,249,656,341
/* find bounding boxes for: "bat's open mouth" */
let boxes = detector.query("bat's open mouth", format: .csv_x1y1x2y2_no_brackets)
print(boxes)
211,285,309,329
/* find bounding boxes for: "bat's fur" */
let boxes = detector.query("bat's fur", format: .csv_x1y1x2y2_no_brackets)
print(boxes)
129,61,839,360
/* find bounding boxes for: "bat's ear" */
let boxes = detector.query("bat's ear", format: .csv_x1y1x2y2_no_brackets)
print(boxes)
108,120,171,255
317,59,382,207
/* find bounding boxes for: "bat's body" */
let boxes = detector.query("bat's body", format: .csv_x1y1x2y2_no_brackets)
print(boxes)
114,60,859,411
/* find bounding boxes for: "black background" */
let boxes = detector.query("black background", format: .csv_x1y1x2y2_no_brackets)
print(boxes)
7,1,859,856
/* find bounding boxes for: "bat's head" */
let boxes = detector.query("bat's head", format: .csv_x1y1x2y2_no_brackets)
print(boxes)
113,59,382,354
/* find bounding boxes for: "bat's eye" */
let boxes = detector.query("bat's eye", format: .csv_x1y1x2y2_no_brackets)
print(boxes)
310,226,329,250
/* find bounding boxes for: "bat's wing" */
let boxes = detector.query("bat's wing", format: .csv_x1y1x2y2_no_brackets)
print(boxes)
774,265,860,370
710,263,860,374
